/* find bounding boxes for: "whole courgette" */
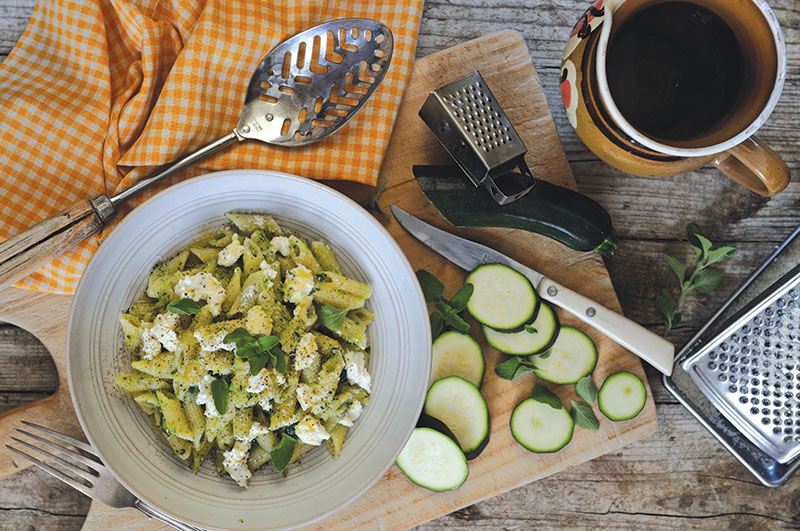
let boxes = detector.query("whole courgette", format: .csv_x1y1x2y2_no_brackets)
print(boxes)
413,165,618,257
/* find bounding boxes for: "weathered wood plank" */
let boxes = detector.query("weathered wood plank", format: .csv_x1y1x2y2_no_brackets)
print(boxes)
0,325,57,395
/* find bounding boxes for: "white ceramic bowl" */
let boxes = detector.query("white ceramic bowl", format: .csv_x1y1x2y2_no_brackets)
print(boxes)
66,170,431,530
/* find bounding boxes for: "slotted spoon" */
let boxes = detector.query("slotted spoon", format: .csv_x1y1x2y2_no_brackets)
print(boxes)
0,17,393,287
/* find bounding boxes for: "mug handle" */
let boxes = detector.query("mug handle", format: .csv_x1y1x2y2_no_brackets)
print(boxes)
712,136,790,196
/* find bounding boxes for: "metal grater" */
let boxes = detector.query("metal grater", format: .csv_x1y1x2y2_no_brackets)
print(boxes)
682,264,800,464
418,71,535,205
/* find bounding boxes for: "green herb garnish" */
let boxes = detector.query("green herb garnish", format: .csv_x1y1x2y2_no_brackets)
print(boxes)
223,328,286,375
167,298,201,315
415,269,474,340
530,383,563,410
570,400,599,430
576,375,598,404
657,224,735,337
210,378,229,416
524,324,538,334
270,433,298,472
319,305,349,331
495,356,538,381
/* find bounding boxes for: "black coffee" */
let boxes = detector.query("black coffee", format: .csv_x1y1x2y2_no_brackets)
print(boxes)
606,1,745,141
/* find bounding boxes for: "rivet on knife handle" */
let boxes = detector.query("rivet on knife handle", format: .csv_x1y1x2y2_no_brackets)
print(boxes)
538,277,675,376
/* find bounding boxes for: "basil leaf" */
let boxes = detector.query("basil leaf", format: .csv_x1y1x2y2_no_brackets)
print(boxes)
692,267,724,293
524,324,538,334
319,304,348,331
705,245,735,266
686,223,704,258
210,378,229,416
270,433,297,472
663,254,685,284
576,375,598,404
416,269,444,303
495,357,537,380
269,346,288,374
430,311,444,340
236,341,261,360
495,357,522,380
448,283,474,311
435,301,470,333
530,383,563,410
224,327,254,347
257,335,280,351
247,354,269,375
571,400,600,430
167,298,201,315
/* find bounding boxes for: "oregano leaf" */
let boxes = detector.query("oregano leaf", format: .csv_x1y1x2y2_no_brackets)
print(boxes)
430,311,444,339
530,384,563,410
571,400,600,430
319,305,348,331
663,254,685,284
448,283,474,311
210,378,229,416
692,267,724,293
270,433,297,472
167,298,201,315
416,269,444,303
576,375,598,404
524,324,538,334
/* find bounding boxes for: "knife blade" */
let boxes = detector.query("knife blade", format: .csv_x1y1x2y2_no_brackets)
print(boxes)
391,205,675,376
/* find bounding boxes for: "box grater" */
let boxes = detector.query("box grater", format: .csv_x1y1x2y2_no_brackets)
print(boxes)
682,263,800,464
418,71,535,205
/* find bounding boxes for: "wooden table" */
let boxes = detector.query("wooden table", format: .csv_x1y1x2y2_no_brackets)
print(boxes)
1,0,798,529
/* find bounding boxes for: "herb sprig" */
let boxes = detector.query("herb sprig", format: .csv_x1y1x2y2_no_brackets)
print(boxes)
656,224,735,337
223,327,287,375
319,305,348,331
270,432,297,472
570,375,600,430
167,298,201,315
416,269,474,339
363,182,388,217
210,378,229,416
495,351,550,381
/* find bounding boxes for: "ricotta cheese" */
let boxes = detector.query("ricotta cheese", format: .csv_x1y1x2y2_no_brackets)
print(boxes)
246,306,273,336
223,440,252,487
217,234,245,267
338,400,364,427
295,415,331,446
344,350,371,393
269,236,291,257
294,333,318,371
174,272,225,316
196,374,221,417
283,264,314,304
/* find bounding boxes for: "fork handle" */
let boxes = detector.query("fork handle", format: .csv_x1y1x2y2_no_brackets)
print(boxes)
135,499,204,531
0,195,115,288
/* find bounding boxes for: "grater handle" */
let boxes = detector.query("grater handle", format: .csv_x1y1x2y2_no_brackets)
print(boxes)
538,277,675,375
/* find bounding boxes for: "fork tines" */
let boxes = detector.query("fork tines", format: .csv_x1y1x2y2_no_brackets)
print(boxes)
5,421,101,497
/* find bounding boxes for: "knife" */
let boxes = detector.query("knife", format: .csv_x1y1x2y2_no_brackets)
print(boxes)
391,205,674,376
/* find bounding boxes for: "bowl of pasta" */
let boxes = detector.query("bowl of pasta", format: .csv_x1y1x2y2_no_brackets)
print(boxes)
66,170,431,530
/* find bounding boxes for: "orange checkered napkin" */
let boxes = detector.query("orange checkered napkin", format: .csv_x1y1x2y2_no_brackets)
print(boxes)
0,0,422,293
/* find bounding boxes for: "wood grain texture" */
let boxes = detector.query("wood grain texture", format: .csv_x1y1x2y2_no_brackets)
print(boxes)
2,28,655,531
0,199,103,289
1,0,799,529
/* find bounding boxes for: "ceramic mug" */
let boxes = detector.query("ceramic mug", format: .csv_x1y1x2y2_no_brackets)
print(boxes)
561,0,789,196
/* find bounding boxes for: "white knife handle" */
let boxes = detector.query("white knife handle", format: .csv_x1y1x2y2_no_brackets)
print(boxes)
538,278,674,376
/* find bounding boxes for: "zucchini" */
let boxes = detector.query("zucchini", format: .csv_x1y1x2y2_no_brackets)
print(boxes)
423,376,490,460
528,326,597,384
510,397,574,453
483,301,560,355
414,165,618,256
598,371,647,421
431,331,485,387
396,427,468,492
465,264,539,331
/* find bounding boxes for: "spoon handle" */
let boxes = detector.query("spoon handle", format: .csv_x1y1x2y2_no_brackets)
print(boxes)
0,131,240,288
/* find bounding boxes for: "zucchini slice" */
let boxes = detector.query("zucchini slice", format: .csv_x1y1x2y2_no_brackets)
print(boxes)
598,371,647,421
431,331,485,387
417,413,460,445
395,427,468,492
510,397,574,453
483,301,560,355
465,264,538,331
528,326,597,384
423,376,490,460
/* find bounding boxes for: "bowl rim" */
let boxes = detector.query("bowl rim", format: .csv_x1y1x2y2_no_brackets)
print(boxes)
66,169,431,530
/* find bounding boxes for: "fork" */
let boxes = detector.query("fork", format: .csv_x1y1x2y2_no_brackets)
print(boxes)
6,421,204,531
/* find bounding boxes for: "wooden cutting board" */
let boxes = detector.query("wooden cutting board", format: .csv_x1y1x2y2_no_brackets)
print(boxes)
0,30,658,530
